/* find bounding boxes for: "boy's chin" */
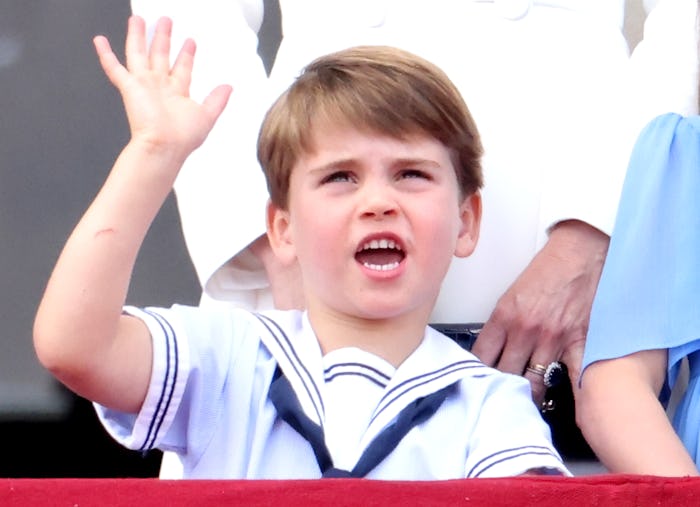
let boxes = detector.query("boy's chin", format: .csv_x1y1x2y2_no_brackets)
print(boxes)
352,301,427,323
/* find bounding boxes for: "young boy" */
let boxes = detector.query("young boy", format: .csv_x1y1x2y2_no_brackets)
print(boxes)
33,16,568,479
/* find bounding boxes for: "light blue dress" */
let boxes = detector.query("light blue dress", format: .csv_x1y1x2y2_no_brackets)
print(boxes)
582,112,700,462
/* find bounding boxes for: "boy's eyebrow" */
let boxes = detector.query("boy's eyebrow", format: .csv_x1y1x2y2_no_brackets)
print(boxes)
391,157,443,169
308,158,358,174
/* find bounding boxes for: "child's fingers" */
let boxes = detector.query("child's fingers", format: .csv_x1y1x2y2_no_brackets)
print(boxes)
202,84,233,124
125,15,148,72
93,35,129,88
149,17,173,74
170,38,196,96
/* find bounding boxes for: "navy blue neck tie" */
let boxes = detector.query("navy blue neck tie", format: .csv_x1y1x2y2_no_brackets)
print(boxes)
269,366,456,478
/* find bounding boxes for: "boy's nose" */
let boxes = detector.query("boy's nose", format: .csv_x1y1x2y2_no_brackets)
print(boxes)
358,183,398,219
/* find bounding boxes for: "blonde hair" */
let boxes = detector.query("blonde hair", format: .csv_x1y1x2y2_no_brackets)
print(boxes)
257,46,483,209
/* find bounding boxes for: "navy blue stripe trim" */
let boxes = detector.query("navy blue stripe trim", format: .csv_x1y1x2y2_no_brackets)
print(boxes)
254,314,324,422
144,310,179,451
139,309,178,451
380,360,483,407
324,362,391,382
467,445,562,478
371,361,484,424
324,371,388,389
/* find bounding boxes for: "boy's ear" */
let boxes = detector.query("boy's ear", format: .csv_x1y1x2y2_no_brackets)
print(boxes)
266,200,297,264
454,192,482,258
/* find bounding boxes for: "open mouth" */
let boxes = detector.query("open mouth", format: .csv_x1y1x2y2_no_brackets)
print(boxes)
355,238,406,271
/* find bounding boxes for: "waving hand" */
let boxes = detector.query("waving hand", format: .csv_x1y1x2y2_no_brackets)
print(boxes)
94,16,231,164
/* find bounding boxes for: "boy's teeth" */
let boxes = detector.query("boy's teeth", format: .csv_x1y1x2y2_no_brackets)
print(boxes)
356,239,404,270
363,261,400,271
362,239,399,251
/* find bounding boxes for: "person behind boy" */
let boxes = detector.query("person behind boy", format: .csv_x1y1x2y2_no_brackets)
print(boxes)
577,0,700,477
33,16,568,479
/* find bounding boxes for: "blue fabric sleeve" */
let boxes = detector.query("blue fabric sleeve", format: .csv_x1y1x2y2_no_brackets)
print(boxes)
582,113,700,385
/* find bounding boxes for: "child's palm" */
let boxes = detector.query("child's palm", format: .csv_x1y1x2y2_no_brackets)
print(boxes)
94,16,230,157
120,64,218,153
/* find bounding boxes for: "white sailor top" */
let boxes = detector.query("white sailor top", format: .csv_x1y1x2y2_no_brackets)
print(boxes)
95,306,569,479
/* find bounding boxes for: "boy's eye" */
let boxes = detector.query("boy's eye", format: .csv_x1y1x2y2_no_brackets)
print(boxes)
321,171,354,184
399,169,430,180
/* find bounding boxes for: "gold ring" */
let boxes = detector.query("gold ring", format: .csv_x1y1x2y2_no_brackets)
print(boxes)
525,363,547,377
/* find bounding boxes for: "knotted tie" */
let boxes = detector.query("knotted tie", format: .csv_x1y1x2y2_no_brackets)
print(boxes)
269,367,456,478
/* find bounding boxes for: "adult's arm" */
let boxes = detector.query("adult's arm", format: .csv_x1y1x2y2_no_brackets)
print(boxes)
472,6,631,399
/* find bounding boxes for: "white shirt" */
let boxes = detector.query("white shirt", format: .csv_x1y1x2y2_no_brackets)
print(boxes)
625,0,699,133
96,306,569,478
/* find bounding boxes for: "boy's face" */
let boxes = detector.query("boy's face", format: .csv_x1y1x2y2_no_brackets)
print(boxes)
267,123,481,322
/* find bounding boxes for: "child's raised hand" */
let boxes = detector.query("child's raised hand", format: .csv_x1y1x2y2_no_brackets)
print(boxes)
93,16,231,159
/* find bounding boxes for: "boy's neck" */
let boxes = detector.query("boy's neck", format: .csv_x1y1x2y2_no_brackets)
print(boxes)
305,304,432,367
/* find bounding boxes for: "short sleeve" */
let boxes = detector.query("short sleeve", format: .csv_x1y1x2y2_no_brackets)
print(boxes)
582,114,700,381
95,306,191,452
94,305,261,459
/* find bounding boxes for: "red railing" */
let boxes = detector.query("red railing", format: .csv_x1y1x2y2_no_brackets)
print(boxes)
0,475,698,506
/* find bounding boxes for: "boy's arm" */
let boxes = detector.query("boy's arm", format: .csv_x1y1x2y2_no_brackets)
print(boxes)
33,16,231,414
578,349,698,476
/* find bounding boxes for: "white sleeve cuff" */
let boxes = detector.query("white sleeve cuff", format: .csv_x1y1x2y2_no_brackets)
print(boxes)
94,306,190,451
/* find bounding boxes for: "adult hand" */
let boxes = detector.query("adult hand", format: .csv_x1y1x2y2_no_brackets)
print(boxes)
471,220,609,404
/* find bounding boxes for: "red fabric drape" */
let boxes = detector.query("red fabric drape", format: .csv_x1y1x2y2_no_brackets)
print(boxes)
1,475,699,506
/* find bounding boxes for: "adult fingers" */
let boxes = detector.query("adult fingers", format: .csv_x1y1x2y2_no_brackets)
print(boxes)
561,339,584,400
471,319,506,367
527,333,567,407
522,356,552,406
498,326,561,406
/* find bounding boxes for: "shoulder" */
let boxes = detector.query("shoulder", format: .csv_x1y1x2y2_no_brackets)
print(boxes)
254,308,306,330
124,304,288,363
641,112,686,134
423,328,532,397
625,113,697,171
131,304,263,334
627,113,700,179
420,326,515,391
639,112,700,139
423,326,495,373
